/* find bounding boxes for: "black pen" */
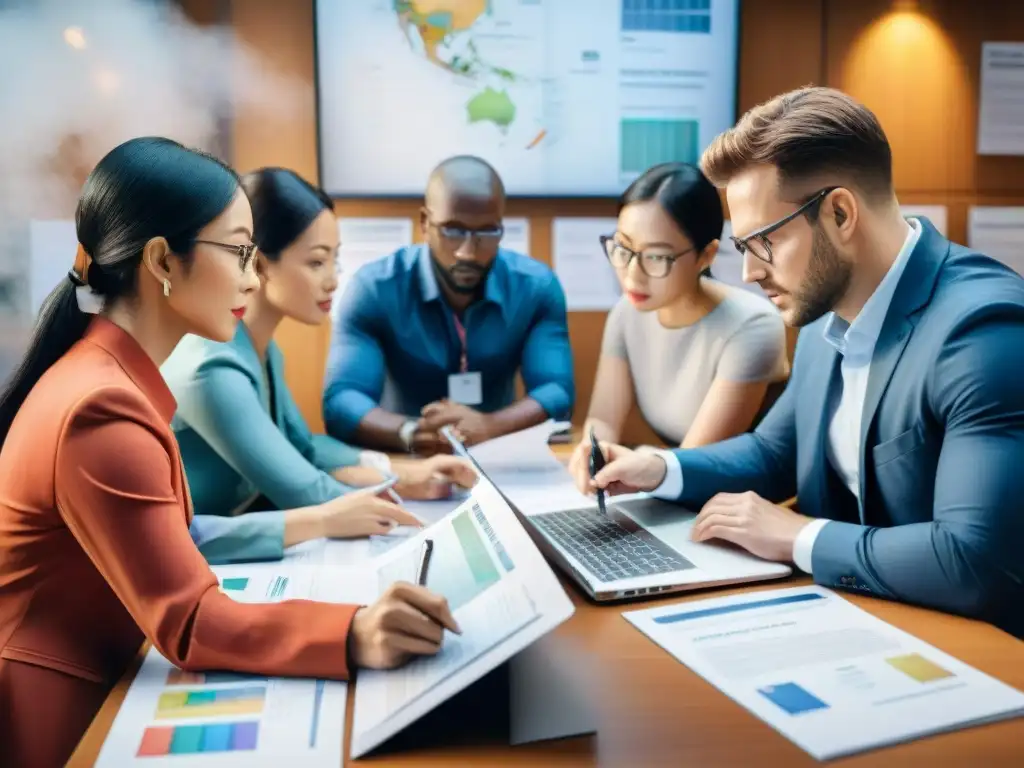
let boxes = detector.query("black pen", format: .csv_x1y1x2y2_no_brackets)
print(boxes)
589,425,607,515
415,538,434,586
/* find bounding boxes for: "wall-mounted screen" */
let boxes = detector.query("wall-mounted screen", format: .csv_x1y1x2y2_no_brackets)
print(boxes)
316,0,740,197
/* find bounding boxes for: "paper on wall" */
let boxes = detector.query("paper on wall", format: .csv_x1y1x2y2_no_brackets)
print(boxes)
968,206,1024,275
502,217,530,256
977,42,1024,156
551,217,621,311
333,217,413,315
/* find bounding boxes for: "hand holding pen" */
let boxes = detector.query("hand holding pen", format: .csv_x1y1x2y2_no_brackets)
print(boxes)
589,425,607,515
349,537,462,670
313,481,423,539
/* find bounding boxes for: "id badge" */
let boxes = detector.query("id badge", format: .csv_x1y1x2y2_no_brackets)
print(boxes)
448,372,483,405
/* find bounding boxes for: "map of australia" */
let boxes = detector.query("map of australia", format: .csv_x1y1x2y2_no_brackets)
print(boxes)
394,0,535,142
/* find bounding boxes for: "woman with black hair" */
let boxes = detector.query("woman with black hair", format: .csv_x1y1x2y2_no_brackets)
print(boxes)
570,162,787,469
161,167,477,564
0,138,459,768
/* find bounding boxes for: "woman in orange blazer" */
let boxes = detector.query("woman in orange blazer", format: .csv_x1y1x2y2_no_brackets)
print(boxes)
0,137,458,768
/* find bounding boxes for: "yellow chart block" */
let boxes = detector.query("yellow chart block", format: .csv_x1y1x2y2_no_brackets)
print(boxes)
886,653,954,683
155,697,264,720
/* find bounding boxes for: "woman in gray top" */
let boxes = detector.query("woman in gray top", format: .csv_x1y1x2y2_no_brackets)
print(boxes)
577,163,787,456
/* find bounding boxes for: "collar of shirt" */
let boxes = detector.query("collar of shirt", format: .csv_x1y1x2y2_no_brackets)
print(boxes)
84,316,178,423
822,218,922,364
415,244,510,322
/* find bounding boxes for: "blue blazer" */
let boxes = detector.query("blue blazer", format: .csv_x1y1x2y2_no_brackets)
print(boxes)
161,326,362,564
666,219,1024,636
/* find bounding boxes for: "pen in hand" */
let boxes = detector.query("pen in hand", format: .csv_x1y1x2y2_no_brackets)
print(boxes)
416,538,434,587
413,538,461,635
589,425,607,515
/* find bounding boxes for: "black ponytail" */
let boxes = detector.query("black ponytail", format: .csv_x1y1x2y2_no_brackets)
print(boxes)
0,280,90,445
0,137,239,448
241,168,333,261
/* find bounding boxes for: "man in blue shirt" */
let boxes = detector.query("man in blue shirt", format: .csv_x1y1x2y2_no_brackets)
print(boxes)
324,156,574,454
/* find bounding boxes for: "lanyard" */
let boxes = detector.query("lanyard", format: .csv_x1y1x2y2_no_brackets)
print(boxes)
452,313,468,373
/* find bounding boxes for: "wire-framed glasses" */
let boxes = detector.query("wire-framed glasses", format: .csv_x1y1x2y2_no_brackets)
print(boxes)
599,235,693,278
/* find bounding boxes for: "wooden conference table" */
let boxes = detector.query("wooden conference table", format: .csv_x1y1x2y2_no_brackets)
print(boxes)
71,442,1024,766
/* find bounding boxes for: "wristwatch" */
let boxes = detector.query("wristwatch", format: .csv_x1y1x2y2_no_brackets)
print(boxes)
398,419,418,452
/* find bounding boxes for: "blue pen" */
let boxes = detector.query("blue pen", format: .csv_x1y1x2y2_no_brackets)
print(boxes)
589,425,607,515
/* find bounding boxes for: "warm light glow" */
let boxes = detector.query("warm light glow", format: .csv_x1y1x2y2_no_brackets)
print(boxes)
840,10,970,190
63,26,86,50
92,67,120,95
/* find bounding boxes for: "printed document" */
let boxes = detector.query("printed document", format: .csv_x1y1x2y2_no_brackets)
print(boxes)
323,479,575,758
461,419,597,516
94,646,346,767
95,562,347,766
624,586,1024,760
462,419,654,518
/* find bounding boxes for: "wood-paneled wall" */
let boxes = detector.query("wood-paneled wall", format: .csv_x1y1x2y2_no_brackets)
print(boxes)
223,0,1024,441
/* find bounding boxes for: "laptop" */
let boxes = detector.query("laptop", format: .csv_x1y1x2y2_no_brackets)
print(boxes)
449,433,792,602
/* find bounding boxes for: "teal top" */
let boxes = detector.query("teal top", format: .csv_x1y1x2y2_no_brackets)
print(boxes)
162,325,363,564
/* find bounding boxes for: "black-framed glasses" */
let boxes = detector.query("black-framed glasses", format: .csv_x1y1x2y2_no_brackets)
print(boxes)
428,220,504,244
730,186,839,264
195,239,258,272
599,235,694,279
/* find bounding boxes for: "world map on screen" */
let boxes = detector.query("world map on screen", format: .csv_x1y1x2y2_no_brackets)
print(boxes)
317,0,740,196
395,0,546,146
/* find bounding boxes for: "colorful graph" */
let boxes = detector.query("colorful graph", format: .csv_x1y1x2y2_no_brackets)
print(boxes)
137,722,259,757
886,653,955,683
620,118,699,174
758,682,829,716
621,0,712,34
266,575,289,599
155,685,266,720
166,669,264,686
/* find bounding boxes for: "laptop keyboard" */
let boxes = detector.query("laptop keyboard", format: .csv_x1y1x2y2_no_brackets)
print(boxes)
530,506,695,582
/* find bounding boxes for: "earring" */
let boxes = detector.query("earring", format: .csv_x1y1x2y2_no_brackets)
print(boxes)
163,279,171,297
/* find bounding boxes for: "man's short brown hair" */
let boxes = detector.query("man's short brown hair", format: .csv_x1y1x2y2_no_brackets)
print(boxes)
701,86,893,201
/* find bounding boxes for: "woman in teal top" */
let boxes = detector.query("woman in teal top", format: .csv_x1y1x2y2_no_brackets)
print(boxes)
163,168,475,564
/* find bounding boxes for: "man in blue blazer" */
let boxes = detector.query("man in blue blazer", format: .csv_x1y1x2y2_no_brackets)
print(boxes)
573,86,1024,637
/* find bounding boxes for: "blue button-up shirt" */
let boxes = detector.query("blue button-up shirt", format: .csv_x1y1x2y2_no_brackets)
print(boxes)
323,244,575,439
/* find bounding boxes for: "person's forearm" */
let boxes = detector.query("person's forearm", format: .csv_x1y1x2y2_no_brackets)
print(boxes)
486,397,548,438
584,416,621,445
353,407,412,452
283,506,326,548
333,465,386,487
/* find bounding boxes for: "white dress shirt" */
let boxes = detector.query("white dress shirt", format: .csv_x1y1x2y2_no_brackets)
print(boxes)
651,219,922,574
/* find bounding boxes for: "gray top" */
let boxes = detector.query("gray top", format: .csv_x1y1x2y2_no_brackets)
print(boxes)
602,283,788,445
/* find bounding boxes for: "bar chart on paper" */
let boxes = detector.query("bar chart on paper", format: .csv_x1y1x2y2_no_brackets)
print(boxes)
95,646,347,767
377,504,515,612
155,685,267,720
137,721,260,757
211,565,293,603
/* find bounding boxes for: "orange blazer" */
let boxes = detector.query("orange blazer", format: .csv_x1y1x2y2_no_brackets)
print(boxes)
0,318,359,768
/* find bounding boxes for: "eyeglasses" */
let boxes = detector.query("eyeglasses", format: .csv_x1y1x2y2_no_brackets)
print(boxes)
195,239,258,273
730,186,838,264
599,235,694,279
428,220,504,244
